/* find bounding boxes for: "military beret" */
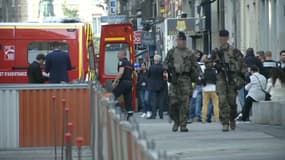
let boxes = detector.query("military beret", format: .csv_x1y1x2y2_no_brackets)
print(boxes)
219,29,229,37
177,31,186,40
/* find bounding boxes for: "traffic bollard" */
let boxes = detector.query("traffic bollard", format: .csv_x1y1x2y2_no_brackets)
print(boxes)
76,137,84,160
61,98,66,160
52,96,57,160
65,133,72,160
67,122,73,160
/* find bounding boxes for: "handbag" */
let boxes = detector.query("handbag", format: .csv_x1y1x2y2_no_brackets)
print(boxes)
254,75,271,101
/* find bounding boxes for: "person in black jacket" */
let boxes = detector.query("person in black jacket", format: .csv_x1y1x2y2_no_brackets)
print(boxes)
147,55,166,119
112,50,134,120
27,54,47,83
137,62,151,118
244,48,263,73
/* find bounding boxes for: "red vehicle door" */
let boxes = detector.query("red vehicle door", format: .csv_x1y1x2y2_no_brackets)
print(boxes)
0,26,16,83
99,23,137,110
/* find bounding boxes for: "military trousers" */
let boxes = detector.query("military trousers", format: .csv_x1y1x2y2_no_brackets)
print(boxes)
169,85,190,127
217,87,237,126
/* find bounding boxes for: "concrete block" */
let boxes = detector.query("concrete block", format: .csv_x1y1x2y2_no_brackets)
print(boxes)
252,101,285,126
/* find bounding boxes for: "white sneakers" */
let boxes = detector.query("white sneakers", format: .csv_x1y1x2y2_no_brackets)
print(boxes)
146,111,152,118
140,112,152,118
140,113,146,118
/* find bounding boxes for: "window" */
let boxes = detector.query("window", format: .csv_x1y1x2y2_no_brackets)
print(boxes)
104,43,130,75
28,42,69,64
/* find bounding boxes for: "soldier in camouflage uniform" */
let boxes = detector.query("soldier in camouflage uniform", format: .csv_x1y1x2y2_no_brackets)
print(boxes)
211,30,247,132
164,32,200,132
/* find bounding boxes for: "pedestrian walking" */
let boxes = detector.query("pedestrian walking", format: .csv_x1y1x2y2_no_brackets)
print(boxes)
188,50,205,123
112,50,134,120
137,62,151,118
164,32,200,132
211,29,247,131
147,55,166,119
201,59,219,123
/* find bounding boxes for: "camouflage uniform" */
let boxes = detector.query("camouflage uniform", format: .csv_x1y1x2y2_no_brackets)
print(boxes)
212,43,247,131
164,47,200,132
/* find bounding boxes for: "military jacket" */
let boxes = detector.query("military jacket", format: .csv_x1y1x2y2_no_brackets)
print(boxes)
164,47,200,95
213,44,247,91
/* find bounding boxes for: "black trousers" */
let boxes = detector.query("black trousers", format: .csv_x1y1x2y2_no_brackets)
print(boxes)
112,80,133,112
241,96,256,121
150,89,165,118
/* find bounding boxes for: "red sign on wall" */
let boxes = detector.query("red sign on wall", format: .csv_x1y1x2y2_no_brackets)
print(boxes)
134,31,142,44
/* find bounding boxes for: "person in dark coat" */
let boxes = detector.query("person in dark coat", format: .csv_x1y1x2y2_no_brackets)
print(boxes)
27,54,47,83
147,55,166,119
244,48,264,73
45,42,72,83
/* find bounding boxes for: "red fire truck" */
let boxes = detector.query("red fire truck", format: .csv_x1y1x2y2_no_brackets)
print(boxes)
99,23,137,109
0,22,95,83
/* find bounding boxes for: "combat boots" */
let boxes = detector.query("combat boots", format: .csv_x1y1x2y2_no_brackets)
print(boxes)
222,124,229,132
180,126,189,132
230,121,236,130
172,123,179,132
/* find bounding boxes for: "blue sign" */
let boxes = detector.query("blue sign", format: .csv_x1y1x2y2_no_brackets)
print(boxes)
110,0,116,15
141,31,155,45
101,16,128,23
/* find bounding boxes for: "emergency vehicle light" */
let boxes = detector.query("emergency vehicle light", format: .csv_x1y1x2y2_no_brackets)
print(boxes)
104,37,126,41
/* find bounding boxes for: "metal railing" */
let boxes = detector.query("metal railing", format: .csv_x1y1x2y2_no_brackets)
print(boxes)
0,82,178,159
92,82,178,160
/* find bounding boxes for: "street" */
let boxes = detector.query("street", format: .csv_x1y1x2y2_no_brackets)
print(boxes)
137,114,285,160
1,113,285,160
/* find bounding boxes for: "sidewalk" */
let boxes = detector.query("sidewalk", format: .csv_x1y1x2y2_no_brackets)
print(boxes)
137,114,285,160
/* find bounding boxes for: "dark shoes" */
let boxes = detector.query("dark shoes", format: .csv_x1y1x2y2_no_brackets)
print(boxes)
222,124,229,132
230,121,236,130
180,126,189,132
127,112,133,121
172,124,179,132
172,124,189,132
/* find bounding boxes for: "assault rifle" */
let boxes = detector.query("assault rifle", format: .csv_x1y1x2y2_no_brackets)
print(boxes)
212,48,230,91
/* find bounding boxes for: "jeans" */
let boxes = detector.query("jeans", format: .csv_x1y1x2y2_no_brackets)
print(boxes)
140,88,150,113
150,89,165,118
189,85,202,120
238,87,248,110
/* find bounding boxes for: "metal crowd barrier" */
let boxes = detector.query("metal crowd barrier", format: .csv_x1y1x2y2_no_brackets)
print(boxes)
0,82,177,159
92,82,178,160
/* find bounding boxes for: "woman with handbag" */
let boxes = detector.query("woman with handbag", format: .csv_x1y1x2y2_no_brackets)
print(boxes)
236,65,267,122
